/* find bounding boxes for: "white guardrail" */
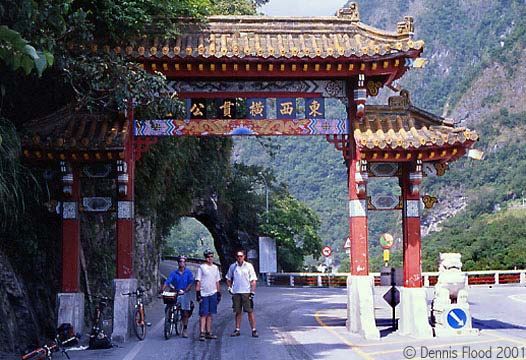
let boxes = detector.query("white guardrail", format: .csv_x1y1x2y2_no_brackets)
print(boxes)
266,270,526,287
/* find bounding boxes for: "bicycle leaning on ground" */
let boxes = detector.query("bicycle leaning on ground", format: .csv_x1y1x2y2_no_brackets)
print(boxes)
122,286,148,340
90,295,110,338
89,295,112,349
162,289,184,339
22,331,78,360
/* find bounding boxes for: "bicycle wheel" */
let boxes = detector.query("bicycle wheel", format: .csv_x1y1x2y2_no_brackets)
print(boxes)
92,309,104,335
133,306,146,340
174,307,181,336
164,306,174,340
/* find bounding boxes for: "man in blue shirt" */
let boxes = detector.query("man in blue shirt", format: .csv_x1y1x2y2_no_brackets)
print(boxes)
161,255,194,338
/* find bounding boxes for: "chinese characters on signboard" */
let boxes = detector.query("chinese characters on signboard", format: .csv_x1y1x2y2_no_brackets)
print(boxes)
187,97,327,120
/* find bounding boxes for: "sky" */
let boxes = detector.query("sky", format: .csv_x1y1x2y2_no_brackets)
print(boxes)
258,0,348,16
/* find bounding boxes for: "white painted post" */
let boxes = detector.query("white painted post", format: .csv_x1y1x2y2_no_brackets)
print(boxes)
494,272,499,285
290,275,294,287
266,273,271,286
424,274,430,287
317,275,322,287
520,271,525,285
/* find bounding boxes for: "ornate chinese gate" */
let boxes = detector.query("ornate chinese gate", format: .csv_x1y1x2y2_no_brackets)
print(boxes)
21,3,478,340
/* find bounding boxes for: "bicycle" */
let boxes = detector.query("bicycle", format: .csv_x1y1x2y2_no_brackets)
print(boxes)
88,295,113,349
90,295,110,338
122,287,147,340
162,290,183,339
22,333,78,360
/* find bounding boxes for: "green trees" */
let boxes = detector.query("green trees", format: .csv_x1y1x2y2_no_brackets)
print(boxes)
1,0,317,272
259,186,322,271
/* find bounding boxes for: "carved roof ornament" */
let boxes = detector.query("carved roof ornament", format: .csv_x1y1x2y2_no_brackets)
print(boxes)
337,2,360,22
397,16,415,37
388,89,411,109
81,5,425,62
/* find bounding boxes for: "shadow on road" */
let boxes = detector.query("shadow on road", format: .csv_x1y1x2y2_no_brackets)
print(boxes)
472,318,526,330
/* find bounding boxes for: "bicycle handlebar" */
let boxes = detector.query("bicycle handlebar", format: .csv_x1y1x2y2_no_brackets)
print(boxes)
122,287,148,297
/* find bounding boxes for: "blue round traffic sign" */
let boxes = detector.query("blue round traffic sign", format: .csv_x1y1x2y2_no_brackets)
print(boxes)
447,308,467,329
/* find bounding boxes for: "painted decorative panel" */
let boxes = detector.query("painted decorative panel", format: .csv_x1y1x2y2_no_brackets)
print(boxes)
349,199,367,217
82,197,112,212
369,195,402,210
135,119,348,136
118,201,134,219
63,202,78,219
369,163,399,177
167,80,347,98
405,200,421,217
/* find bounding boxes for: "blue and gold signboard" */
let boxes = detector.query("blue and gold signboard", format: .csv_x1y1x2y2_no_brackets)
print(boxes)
137,97,348,136
246,98,267,119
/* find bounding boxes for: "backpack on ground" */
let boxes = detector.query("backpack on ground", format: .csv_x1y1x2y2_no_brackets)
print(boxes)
88,331,112,349
56,323,78,346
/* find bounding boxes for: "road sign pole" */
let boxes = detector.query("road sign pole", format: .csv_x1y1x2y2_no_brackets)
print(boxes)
391,268,396,329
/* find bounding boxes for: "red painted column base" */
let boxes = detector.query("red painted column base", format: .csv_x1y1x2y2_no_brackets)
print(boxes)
349,216,369,275
117,218,134,278
62,219,80,292
403,217,422,287
401,162,423,288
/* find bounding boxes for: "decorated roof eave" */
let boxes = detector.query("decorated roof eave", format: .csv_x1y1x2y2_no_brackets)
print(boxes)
355,140,476,163
21,148,127,164
133,51,420,82
86,2,424,71
133,48,423,65
20,106,131,163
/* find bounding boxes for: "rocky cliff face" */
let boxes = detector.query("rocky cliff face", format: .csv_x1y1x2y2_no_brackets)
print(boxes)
0,250,39,353
191,194,257,273
134,215,161,294
0,210,163,354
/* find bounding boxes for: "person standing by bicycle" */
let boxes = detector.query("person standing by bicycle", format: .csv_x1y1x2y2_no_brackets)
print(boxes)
195,249,222,341
226,249,259,337
161,255,194,338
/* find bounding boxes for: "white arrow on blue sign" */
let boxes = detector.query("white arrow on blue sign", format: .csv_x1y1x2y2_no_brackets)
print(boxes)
447,308,467,329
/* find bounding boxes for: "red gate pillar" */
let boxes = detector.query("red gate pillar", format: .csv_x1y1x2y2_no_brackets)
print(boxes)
400,160,423,287
348,154,369,275
116,109,135,279
345,75,379,340
61,163,80,292
348,74,369,275
398,161,432,337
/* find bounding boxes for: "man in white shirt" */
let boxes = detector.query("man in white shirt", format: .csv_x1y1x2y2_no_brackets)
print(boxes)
225,249,259,337
195,249,222,341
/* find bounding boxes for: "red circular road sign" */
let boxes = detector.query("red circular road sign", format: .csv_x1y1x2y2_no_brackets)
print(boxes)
322,245,332,257
379,233,394,249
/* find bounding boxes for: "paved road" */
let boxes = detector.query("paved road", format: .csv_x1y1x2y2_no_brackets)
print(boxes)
3,278,525,359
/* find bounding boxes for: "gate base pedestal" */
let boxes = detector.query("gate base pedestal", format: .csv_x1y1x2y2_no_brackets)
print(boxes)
346,275,380,340
57,293,85,333
112,278,137,342
398,287,433,338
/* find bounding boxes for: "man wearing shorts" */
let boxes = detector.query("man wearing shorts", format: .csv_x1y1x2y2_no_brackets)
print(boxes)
195,249,222,341
226,249,259,337
161,255,194,338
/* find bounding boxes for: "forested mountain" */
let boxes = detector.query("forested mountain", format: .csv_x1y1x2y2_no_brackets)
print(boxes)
235,0,526,271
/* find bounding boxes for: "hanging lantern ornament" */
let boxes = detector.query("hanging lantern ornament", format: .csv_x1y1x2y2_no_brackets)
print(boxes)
60,160,73,196
354,74,366,118
116,160,128,197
